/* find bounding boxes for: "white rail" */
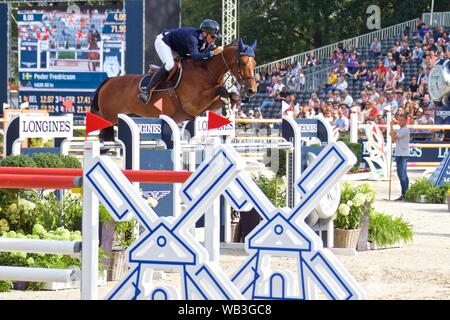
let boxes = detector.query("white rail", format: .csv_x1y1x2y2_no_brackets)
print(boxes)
0,238,81,256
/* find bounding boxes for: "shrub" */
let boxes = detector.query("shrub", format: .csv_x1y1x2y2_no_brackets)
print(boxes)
253,174,286,207
61,155,82,168
369,211,413,247
0,155,36,168
32,153,65,168
405,178,450,203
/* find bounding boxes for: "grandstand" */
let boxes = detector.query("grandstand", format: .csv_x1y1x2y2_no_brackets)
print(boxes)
241,15,450,121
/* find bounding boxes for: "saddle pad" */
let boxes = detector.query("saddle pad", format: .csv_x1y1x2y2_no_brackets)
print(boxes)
138,63,183,93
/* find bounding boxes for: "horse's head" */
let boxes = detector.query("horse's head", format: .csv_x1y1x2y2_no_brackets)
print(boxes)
230,39,258,97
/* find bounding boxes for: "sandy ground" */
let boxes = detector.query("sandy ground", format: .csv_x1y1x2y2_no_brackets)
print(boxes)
1,171,450,300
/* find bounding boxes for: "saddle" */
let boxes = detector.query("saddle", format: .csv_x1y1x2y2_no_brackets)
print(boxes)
139,56,183,93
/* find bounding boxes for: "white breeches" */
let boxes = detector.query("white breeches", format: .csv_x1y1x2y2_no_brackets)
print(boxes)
155,34,174,71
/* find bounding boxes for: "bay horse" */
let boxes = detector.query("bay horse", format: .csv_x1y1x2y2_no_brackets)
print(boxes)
91,38,257,140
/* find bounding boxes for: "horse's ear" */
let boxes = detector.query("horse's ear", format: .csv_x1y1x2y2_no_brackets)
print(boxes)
250,40,257,49
238,38,244,51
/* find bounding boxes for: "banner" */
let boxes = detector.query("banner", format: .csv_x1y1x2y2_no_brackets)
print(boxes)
19,114,73,139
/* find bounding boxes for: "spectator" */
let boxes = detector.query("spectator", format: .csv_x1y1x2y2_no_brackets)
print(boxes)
293,69,305,91
330,91,341,104
363,70,375,87
308,92,321,110
412,43,425,63
393,65,405,85
395,89,404,107
346,52,359,75
384,71,397,91
375,111,387,134
353,60,368,81
399,42,412,64
418,22,430,40
394,39,402,52
364,101,379,122
342,90,354,108
416,66,427,84
369,36,382,57
304,52,317,68
384,52,396,68
420,94,432,110
418,77,428,97
386,92,399,114
409,76,419,93
259,67,269,82
335,73,348,91
335,61,348,75
273,76,285,92
389,46,402,65
323,110,334,125
335,109,350,133
325,69,338,93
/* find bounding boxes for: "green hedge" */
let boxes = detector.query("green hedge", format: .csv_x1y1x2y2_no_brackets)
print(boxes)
0,153,81,169
338,136,362,172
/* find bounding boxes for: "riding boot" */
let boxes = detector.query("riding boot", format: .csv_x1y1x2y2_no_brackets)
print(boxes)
138,67,169,104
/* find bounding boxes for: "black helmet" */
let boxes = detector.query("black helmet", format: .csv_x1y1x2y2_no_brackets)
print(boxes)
200,19,222,38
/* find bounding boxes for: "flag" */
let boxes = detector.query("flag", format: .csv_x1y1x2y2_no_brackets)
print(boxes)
154,98,163,113
85,112,112,138
207,111,231,130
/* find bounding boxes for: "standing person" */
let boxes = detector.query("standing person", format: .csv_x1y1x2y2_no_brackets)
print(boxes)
87,24,101,71
390,114,410,201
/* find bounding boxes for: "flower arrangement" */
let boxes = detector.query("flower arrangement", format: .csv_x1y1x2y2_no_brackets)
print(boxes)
334,183,375,230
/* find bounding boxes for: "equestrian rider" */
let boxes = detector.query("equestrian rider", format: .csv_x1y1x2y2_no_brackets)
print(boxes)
139,19,224,104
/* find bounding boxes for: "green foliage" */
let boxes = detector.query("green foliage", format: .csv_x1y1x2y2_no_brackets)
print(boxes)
369,211,414,247
181,0,435,64
0,191,82,235
338,137,362,172
0,155,36,168
335,183,375,230
0,226,82,290
0,280,13,292
114,219,137,249
61,155,82,168
253,174,286,207
31,153,65,168
29,138,52,148
405,178,450,203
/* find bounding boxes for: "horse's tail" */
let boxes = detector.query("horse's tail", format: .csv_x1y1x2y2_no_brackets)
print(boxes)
91,78,115,142
91,77,111,114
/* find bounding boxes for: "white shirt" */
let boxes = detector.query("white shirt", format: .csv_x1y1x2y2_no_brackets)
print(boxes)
343,95,354,108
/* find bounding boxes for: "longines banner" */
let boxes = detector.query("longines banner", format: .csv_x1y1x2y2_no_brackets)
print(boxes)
19,114,73,139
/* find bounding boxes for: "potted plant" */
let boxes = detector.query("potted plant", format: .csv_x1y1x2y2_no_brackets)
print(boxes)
368,211,413,250
334,183,375,250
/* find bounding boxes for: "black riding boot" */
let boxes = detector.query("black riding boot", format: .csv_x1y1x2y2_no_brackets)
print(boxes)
138,67,169,104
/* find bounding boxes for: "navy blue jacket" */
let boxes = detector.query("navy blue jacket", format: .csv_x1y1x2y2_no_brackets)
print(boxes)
162,27,214,61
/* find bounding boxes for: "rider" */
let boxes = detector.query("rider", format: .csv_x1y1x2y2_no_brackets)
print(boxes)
139,19,224,104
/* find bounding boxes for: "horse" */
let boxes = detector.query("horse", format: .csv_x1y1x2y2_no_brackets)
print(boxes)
87,30,100,72
91,38,257,140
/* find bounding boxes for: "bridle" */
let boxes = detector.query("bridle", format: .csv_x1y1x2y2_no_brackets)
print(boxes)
219,48,256,90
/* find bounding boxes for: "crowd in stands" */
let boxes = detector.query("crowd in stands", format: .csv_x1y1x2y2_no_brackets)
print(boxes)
237,18,450,138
